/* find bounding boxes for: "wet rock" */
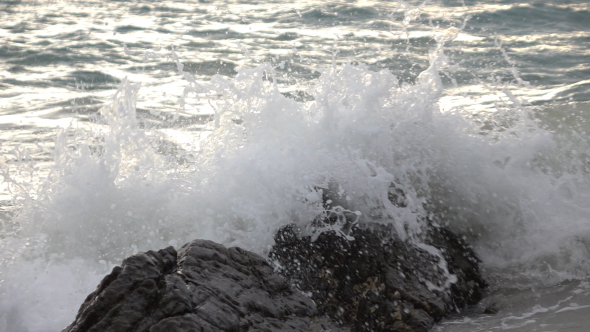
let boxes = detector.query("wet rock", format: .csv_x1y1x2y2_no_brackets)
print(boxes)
483,303,499,315
63,221,484,332
269,222,487,332
63,240,333,332
425,226,486,308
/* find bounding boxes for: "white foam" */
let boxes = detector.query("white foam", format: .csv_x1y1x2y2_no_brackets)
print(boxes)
2,52,590,331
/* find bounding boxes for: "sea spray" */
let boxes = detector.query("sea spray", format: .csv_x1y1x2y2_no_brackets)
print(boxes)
428,101,590,287
0,45,460,330
2,44,590,332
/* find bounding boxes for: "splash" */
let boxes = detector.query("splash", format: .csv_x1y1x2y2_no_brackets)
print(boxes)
2,41,590,332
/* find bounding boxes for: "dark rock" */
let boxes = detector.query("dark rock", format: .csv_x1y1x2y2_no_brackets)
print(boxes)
269,222,487,332
483,303,499,315
425,226,486,308
63,217,485,332
63,240,341,332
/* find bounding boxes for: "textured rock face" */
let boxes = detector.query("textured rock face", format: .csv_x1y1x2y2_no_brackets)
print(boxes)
63,240,330,332
269,223,486,332
64,225,485,332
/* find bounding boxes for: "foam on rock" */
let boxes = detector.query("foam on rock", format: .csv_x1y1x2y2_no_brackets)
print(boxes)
269,222,486,332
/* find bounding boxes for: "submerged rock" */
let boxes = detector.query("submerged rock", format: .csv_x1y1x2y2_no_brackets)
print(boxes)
269,222,486,332
63,239,337,332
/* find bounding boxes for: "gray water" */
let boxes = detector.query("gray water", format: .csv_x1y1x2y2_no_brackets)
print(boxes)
1,0,590,331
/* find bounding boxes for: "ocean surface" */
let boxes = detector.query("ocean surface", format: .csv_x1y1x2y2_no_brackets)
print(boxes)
1,0,590,331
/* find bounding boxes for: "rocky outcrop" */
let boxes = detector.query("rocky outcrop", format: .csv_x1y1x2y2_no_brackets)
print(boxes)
269,222,486,332
62,240,340,332
64,224,485,332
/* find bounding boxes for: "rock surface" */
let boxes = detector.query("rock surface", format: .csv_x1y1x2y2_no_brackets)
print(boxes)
269,222,486,332
64,224,485,332
63,239,338,332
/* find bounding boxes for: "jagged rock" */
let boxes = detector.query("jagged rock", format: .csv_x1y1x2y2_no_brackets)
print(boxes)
63,239,340,332
269,222,486,332
63,221,485,332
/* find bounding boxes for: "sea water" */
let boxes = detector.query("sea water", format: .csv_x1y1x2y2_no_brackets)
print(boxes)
1,0,590,331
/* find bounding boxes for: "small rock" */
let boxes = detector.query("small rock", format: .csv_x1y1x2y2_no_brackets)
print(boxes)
483,303,499,315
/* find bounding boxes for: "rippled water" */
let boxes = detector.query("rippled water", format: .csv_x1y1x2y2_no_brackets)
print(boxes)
1,0,590,331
